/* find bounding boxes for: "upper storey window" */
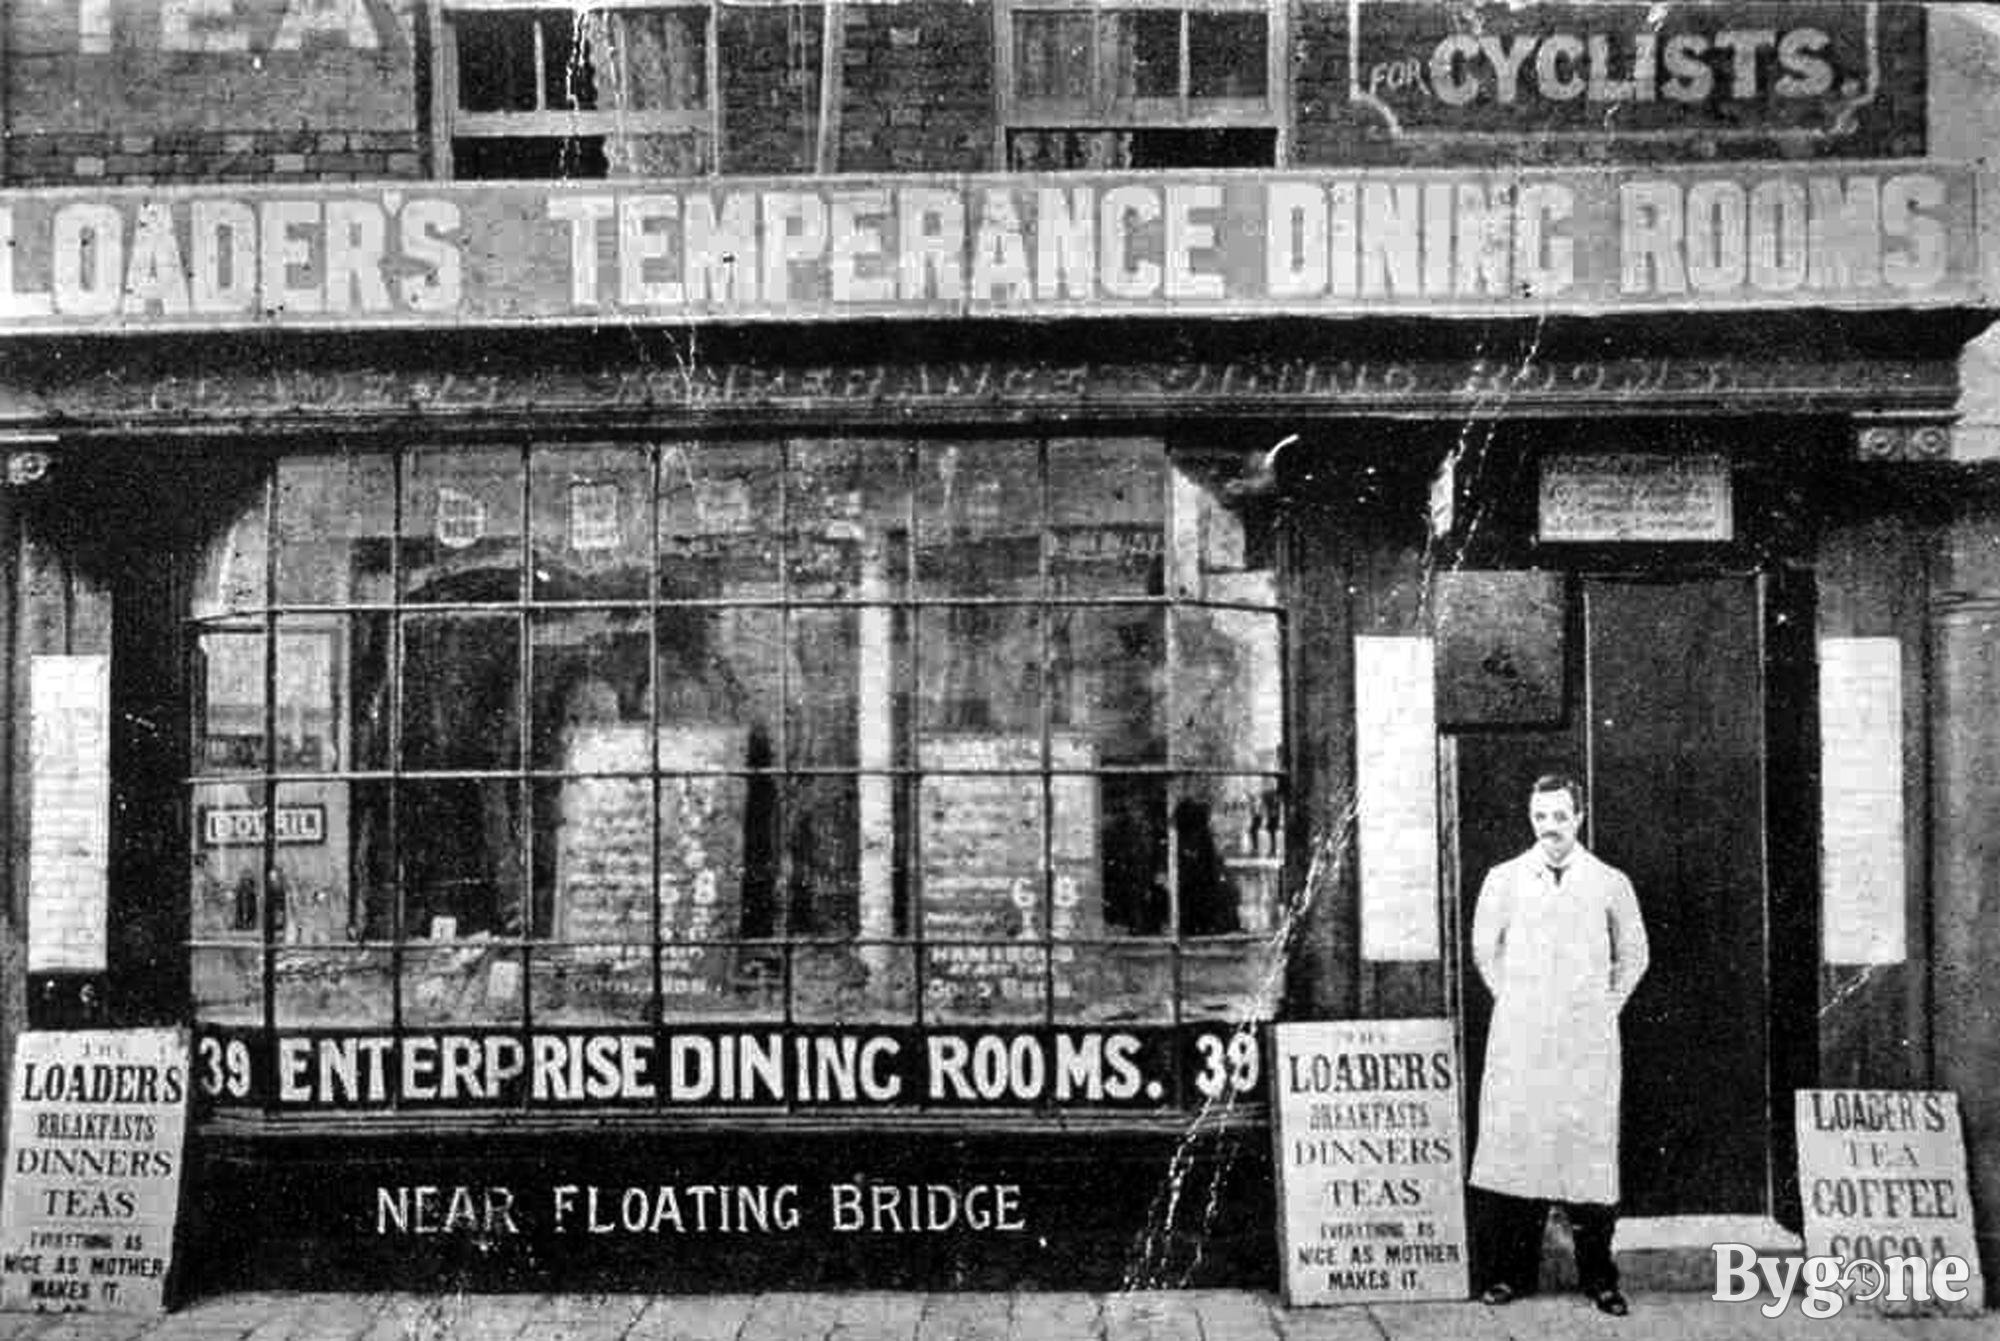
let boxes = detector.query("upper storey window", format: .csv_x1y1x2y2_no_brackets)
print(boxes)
439,3,716,179
999,1,1284,170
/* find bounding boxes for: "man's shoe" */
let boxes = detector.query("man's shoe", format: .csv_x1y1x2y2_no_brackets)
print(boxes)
1592,1289,1629,1317
1479,1284,1519,1306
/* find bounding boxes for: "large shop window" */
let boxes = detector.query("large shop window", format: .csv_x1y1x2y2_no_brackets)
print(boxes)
998,1,1283,170
187,438,1286,1054
439,2,717,179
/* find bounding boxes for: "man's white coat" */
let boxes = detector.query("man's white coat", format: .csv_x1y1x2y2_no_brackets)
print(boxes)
1470,846,1650,1204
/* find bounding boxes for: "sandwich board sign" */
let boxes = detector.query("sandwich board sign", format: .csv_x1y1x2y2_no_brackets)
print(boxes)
1272,1018,1470,1305
0,1029,191,1313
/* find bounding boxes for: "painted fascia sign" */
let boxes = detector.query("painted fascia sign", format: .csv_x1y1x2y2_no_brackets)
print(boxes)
0,162,1980,335
0,1029,192,1314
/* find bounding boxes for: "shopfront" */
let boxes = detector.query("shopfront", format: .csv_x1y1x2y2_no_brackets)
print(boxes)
1,0,1997,1300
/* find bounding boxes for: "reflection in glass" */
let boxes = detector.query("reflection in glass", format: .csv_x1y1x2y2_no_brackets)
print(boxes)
660,441,782,599
793,943,916,1023
532,610,652,767
531,443,652,600
786,439,908,599
276,949,392,1026
275,453,394,605
403,943,525,1026
401,445,523,602
1172,606,1282,773
916,440,1040,598
400,613,521,771
189,782,266,940
191,946,262,1025
532,943,653,1023
1051,607,1166,765
399,780,525,940
924,942,1047,1024
195,626,265,777
918,607,1041,740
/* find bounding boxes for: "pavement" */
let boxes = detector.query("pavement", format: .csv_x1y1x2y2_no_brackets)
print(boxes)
0,1292,1994,1341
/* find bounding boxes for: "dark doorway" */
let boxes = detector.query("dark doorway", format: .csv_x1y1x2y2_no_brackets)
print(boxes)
1454,574,1778,1217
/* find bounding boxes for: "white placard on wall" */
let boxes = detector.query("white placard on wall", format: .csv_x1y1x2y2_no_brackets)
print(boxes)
28,654,111,973
1354,637,1439,961
1818,638,1905,964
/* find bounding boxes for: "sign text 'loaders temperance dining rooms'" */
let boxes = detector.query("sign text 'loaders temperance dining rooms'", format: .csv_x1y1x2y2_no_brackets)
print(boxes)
0,166,1979,333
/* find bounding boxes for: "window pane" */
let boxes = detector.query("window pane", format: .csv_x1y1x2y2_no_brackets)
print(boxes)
1182,941,1282,1021
272,779,355,945
1013,10,1093,102
276,949,392,1027
548,11,600,112
794,943,917,1023
191,781,266,940
1066,943,1173,1024
787,439,908,600
1172,606,1282,772
925,943,1047,1023
660,442,781,599
787,607,904,770
658,767,750,942
1098,773,1168,935
399,780,526,940
456,12,540,113
660,607,780,749
918,607,1041,740
777,776,862,937
533,610,651,768
275,454,394,605
195,626,265,776
401,446,523,602
916,440,1041,599
332,614,394,773
404,943,525,1026
619,9,707,111
1052,607,1166,765
1050,438,1165,596
1189,10,1267,100
540,772,654,944
401,613,521,771
532,944,652,1023
191,486,267,619
1168,449,1279,601
192,947,261,1025
1178,773,1285,936
531,444,652,600
662,946,782,1021
1104,9,1180,105
273,618,345,773
918,761,1044,938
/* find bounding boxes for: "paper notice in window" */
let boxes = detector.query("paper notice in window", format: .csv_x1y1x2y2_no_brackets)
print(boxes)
28,655,110,973
1819,638,1905,964
1355,638,1439,961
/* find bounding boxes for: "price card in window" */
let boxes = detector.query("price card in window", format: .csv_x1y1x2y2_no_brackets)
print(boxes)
0,1029,192,1314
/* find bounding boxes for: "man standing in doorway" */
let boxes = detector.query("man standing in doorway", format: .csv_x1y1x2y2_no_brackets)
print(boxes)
1469,772,1650,1317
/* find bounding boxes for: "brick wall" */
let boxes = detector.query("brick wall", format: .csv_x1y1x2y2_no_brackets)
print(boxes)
3,131,427,189
720,6,824,176
835,3,993,174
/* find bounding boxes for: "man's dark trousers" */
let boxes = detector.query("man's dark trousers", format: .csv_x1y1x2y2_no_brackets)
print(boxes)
1473,1186,1620,1295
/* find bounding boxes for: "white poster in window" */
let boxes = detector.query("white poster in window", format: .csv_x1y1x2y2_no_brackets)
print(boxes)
1819,638,1905,964
1355,638,1439,961
28,655,111,973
